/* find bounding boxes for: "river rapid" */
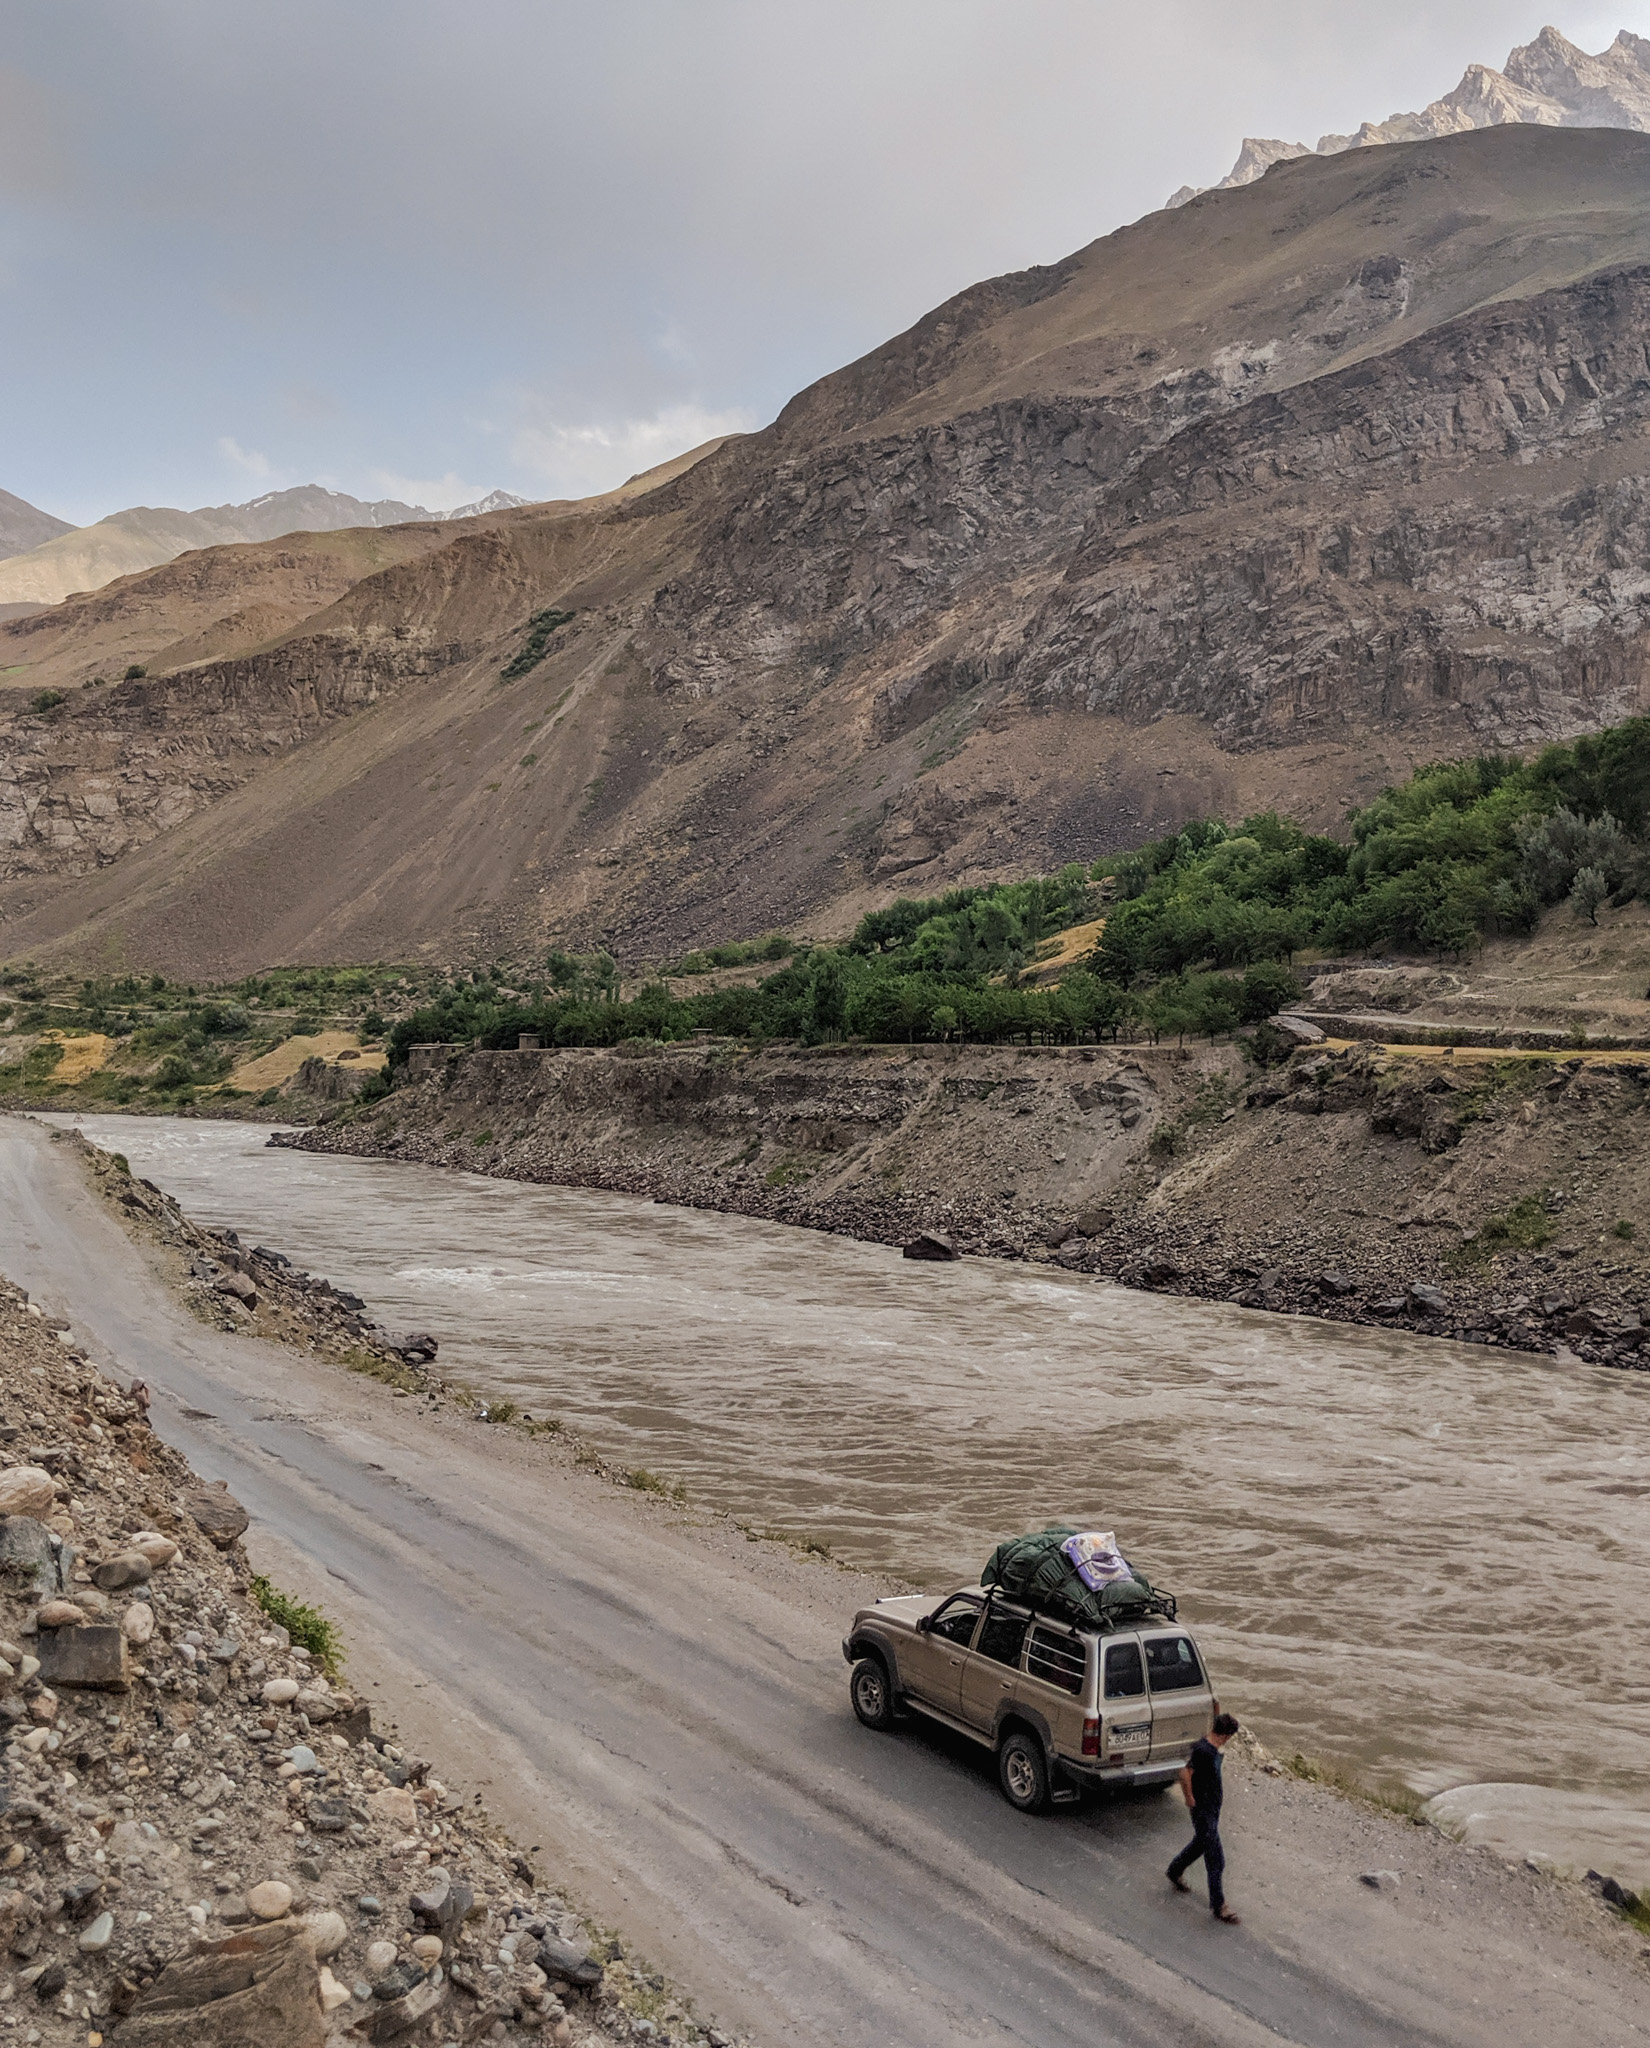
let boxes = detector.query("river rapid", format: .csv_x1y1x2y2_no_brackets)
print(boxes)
44,1113,1650,1887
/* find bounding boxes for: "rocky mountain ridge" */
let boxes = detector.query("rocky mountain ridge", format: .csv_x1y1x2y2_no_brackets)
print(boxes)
1175,25,1650,206
0,487,527,611
5,126,1650,973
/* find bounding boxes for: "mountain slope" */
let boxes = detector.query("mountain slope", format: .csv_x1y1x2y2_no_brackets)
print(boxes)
4,126,1650,976
1178,24,1650,205
0,484,443,607
0,486,72,563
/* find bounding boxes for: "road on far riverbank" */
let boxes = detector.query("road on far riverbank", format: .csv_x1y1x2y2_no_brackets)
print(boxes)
2,1112,1647,2048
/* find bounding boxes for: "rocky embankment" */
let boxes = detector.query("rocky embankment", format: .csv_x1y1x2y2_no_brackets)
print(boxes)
92,1150,439,1380
0,1189,745,2048
289,1036,1650,1369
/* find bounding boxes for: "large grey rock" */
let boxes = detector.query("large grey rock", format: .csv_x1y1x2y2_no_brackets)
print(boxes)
37,1623,129,1691
534,1935,603,1989
93,1550,154,1591
215,1270,258,1309
0,1516,73,1598
901,1231,957,1262
181,1481,250,1548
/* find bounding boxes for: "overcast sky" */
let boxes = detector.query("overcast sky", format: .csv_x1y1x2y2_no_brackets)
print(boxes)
6,1,1650,524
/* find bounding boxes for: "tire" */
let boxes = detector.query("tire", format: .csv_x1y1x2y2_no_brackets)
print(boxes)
998,1729,1050,1813
850,1656,896,1730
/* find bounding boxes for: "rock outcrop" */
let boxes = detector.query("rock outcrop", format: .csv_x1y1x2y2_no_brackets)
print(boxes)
1181,26,1650,205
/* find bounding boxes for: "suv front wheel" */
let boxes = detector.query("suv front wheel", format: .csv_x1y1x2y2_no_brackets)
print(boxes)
850,1657,896,1730
998,1729,1050,1813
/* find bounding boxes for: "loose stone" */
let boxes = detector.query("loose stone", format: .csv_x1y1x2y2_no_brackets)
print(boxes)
247,1879,293,1920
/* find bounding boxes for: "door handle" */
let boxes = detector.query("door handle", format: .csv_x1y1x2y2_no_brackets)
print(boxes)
1000,1679,1011,1688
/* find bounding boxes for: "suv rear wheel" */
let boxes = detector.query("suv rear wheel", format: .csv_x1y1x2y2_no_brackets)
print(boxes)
850,1657,896,1730
998,1729,1050,1813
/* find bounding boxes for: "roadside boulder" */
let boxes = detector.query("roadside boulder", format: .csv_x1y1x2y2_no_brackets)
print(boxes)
1315,1270,1357,1297
121,1920,325,2048
215,1269,259,1310
1407,1283,1448,1316
0,1466,58,1520
93,1550,154,1590
383,1330,439,1364
534,1935,604,1990
182,1481,250,1548
0,1516,73,1598
902,1232,957,1262
37,1623,130,1690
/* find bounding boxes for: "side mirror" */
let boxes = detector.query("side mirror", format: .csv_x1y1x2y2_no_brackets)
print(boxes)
916,1614,933,1635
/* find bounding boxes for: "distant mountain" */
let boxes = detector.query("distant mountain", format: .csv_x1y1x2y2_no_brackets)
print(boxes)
437,491,529,520
0,487,73,564
1169,25,1650,205
0,482,522,607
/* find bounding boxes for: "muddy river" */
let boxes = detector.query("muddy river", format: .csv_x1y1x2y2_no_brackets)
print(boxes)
45,1113,1650,1886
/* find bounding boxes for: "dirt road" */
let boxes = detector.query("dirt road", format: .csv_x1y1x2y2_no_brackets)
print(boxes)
2,1115,1645,2048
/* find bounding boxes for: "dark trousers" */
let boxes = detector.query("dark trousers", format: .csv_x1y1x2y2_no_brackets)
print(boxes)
1169,1807,1226,1912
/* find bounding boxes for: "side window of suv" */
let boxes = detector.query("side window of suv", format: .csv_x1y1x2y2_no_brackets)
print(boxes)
1144,1636,1203,1691
930,1599,982,1646
974,1609,1029,1667
1026,1625,1085,1696
1104,1641,1146,1698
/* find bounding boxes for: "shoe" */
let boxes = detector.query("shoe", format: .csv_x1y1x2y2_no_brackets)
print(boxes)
1167,1870,1190,1893
1213,1907,1241,1924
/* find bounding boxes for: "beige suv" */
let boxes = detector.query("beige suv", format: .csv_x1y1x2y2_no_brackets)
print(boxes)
842,1588,1214,1811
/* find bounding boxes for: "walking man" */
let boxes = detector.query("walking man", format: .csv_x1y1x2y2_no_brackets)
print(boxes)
1167,1711,1241,1923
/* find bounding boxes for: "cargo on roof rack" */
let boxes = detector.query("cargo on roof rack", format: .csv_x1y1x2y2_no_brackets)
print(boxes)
981,1524,1177,1632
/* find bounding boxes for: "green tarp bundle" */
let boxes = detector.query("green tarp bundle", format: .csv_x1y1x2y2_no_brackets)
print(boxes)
981,1523,1165,1630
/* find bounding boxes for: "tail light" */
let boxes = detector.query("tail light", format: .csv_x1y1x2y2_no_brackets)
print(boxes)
1082,1716,1100,1757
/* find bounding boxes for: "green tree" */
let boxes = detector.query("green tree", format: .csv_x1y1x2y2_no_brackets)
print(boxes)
1570,865,1609,925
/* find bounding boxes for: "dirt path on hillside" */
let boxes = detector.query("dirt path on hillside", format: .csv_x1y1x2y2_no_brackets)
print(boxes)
3,1114,1647,2048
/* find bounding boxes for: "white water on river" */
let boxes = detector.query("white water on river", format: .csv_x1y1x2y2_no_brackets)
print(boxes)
43,1113,1650,1886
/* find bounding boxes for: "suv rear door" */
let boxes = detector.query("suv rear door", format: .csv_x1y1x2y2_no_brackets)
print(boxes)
1142,1631,1212,1761
901,1594,982,1715
1099,1635,1153,1765
957,1603,1031,1737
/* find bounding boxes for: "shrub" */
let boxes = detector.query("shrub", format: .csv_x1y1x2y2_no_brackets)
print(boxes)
249,1574,343,1674
122,664,147,681
499,607,575,682
1614,1219,1636,1241
1472,1193,1555,1257
30,689,66,713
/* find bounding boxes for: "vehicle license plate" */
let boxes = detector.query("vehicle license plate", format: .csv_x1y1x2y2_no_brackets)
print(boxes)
1110,1723,1150,1749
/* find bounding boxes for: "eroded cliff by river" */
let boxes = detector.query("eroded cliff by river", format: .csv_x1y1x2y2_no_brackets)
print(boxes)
291,1034,1650,1370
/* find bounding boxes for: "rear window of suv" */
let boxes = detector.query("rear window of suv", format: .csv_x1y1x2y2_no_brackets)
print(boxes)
1025,1625,1085,1696
1144,1636,1203,1691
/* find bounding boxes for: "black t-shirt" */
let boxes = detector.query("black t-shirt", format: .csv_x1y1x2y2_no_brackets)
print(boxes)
1187,1736,1223,1815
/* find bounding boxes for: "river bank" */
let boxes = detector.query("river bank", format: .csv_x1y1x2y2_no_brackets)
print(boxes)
287,1035,1650,1368
7,1113,1650,2048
